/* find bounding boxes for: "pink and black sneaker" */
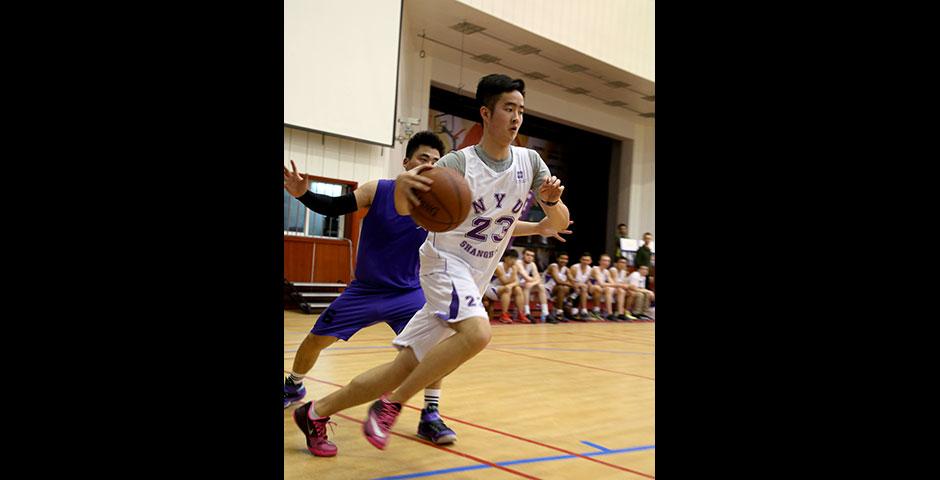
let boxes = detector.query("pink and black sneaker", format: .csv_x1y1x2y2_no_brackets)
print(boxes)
293,401,338,457
362,395,402,450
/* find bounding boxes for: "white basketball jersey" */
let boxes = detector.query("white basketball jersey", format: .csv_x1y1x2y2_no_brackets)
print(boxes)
571,264,592,283
615,269,628,283
596,267,611,283
418,145,535,290
544,264,568,284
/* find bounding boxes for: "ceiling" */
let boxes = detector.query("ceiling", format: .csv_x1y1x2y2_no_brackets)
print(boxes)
406,0,654,123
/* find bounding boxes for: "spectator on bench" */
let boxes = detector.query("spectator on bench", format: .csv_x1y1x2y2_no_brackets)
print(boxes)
627,265,655,320
613,257,639,321
544,252,575,322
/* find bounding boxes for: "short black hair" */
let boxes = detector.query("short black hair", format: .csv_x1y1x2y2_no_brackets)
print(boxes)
405,130,445,159
556,251,569,258
503,249,519,259
618,223,627,228
599,253,611,260
581,252,592,259
476,74,525,112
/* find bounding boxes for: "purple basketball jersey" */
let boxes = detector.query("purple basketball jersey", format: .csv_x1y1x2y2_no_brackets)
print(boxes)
353,179,427,289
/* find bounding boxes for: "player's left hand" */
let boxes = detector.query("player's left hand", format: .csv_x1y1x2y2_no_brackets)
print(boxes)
538,176,564,204
534,220,574,242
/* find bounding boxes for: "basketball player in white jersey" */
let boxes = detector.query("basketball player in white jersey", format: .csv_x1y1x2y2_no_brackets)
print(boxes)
485,249,526,324
294,73,570,453
592,254,619,321
613,257,639,321
544,252,575,322
570,252,600,320
626,265,655,320
516,248,551,323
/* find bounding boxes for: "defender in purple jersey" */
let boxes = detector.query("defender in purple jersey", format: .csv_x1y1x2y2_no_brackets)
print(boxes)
283,132,458,453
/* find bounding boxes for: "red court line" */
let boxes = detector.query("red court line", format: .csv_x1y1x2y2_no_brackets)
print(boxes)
331,412,541,480
397,404,655,478
487,348,655,380
291,372,654,478
490,338,649,348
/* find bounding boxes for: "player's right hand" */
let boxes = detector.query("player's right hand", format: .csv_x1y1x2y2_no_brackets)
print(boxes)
283,160,309,198
395,164,435,208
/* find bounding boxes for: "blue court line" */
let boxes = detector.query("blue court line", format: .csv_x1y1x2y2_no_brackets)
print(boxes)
371,444,655,480
580,440,612,452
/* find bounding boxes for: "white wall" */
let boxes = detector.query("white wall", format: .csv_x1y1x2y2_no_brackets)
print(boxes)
283,127,391,187
624,124,654,237
456,0,654,81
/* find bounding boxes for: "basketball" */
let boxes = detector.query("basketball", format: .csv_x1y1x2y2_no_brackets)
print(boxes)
410,167,472,232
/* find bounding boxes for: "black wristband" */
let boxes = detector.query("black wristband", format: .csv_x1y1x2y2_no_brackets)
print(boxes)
541,198,559,207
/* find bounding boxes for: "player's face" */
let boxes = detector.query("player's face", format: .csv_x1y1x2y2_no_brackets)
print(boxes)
639,267,649,275
557,255,569,266
403,145,441,171
580,256,592,266
616,259,627,270
523,251,534,263
503,256,516,267
643,234,652,245
599,257,610,268
618,226,628,236
483,91,524,146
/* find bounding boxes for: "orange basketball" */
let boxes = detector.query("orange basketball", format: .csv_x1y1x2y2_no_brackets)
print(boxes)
410,167,472,232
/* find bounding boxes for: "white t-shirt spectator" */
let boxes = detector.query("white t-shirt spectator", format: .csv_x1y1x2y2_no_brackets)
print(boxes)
627,271,646,289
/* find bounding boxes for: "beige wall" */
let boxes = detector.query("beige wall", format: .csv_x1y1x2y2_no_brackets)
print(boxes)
457,0,654,81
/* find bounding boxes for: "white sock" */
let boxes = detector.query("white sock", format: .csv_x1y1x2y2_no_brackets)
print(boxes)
524,304,531,315
288,372,304,385
593,306,601,313
424,388,441,409
541,304,548,317
309,401,326,420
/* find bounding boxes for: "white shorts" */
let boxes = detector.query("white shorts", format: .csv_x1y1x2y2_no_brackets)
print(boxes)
393,257,488,361
483,281,500,301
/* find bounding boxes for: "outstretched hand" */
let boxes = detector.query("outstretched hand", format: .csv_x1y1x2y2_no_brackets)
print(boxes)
283,160,309,198
535,220,574,242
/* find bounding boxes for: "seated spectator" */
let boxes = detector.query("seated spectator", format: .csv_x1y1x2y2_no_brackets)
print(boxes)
593,254,620,321
544,252,575,322
484,250,527,324
613,257,639,321
569,252,597,321
627,265,655,320
517,248,552,323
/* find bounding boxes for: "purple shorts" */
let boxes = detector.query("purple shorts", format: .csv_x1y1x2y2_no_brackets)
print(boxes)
311,280,425,341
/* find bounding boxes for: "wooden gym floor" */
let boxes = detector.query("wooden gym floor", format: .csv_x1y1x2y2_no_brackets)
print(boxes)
284,310,655,479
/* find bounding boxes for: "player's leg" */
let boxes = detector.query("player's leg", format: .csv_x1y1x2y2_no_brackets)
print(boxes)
497,286,513,323
512,285,529,323
603,286,615,319
284,334,338,407
363,267,491,449
535,282,549,322
589,285,603,319
383,289,458,445
285,285,374,408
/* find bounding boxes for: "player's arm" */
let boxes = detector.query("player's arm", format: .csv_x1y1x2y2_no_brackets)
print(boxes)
512,220,574,242
547,264,563,284
515,260,535,282
535,176,570,232
604,267,618,288
529,263,542,284
284,159,366,214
